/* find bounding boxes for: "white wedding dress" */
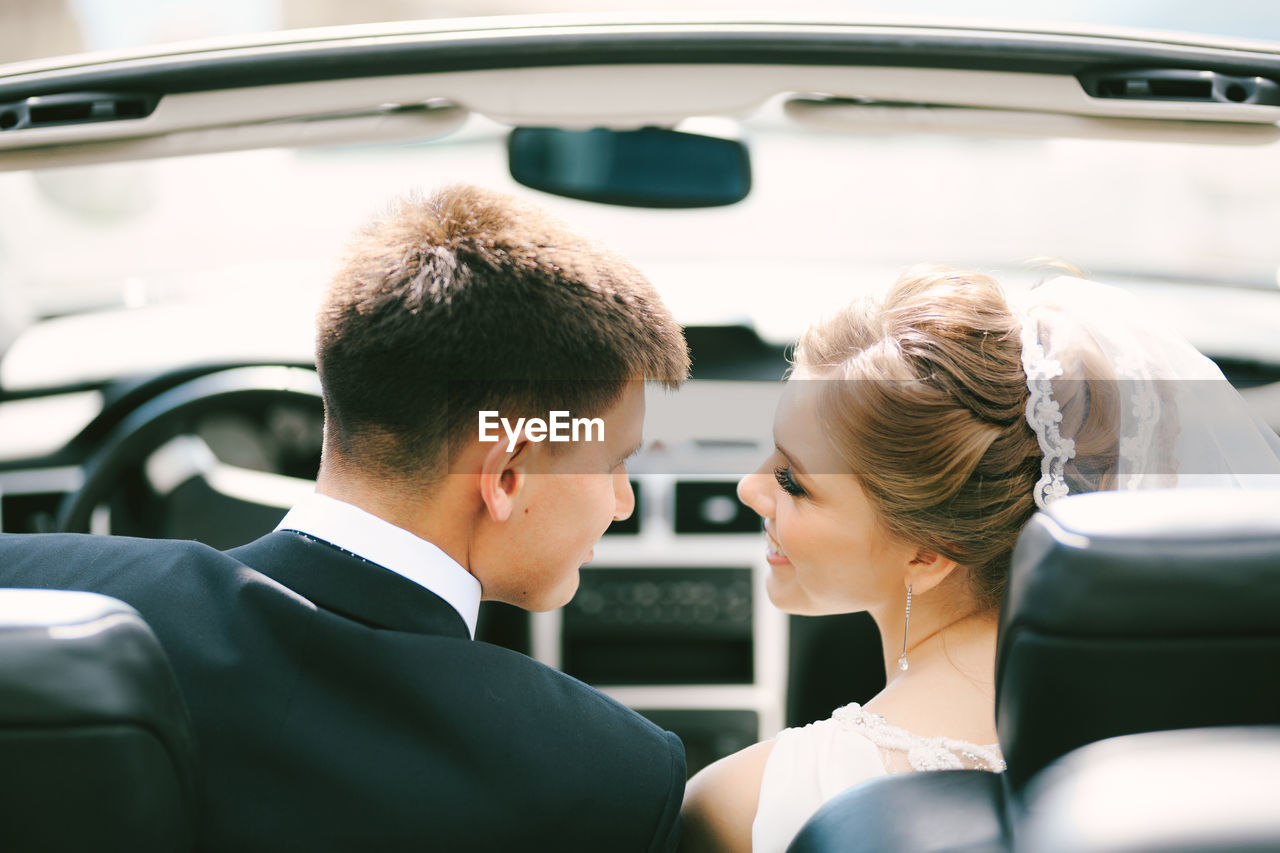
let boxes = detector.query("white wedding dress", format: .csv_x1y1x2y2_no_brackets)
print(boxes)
751,702,1006,853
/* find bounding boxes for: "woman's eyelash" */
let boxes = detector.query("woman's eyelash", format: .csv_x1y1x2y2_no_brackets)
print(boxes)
773,466,807,498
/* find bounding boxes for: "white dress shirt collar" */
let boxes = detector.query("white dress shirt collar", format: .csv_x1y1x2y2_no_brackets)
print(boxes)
274,493,482,639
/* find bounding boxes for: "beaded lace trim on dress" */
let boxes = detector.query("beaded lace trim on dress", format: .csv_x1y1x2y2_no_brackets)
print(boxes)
831,703,1006,773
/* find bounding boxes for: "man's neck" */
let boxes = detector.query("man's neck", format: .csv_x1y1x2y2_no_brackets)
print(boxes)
314,468,475,573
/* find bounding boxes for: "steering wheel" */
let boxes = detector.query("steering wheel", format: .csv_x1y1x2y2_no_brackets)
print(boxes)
57,365,324,544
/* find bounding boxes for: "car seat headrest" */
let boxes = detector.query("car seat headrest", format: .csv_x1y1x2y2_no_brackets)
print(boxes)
1019,727,1280,853
995,488,1280,791
0,588,200,850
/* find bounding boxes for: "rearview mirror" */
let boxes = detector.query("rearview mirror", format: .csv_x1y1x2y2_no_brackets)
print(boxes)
508,126,751,208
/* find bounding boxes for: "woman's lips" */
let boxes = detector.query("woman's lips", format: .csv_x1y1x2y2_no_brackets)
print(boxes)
764,524,791,565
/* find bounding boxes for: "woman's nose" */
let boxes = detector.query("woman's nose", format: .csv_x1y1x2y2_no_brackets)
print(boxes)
737,465,773,519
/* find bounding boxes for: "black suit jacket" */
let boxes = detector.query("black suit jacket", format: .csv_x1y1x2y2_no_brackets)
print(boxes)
0,531,685,852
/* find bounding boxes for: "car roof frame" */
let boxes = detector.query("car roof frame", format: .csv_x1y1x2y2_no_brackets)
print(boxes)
4,17,1280,101
2,17,1279,172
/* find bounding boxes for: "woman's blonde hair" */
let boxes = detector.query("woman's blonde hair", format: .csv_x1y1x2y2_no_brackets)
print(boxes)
794,266,1042,610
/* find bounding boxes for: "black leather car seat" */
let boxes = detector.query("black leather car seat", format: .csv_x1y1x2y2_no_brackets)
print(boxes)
0,588,200,851
788,487,1280,853
996,487,1280,791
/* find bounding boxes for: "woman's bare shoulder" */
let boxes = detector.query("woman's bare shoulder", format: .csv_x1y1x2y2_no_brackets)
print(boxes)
679,740,776,853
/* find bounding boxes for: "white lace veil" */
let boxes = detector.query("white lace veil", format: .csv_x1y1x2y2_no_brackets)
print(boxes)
1015,277,1280,509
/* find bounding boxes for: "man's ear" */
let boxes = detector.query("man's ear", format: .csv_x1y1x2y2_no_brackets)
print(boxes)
478,439,529,523
904,549,959,596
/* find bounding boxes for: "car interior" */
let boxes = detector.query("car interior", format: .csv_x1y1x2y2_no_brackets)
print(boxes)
1,12,1279,851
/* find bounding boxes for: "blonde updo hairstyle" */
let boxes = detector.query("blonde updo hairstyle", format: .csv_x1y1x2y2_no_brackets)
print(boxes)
794,266,1044,611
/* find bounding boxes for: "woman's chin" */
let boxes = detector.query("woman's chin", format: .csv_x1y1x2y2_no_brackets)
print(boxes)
765,570,842,617
764,568,804,614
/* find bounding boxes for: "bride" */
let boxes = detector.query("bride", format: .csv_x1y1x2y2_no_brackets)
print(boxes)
680,265,1280,853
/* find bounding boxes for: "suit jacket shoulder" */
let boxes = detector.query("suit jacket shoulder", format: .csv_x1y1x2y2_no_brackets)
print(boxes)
0,531,685,852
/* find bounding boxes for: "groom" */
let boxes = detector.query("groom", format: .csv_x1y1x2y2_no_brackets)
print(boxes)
0,186,691,852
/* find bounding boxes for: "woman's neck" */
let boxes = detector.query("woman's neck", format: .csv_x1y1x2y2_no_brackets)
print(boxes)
865,604,999,743
871,587,995,680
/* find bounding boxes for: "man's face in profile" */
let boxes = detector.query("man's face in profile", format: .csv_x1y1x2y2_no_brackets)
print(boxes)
478,381,644,611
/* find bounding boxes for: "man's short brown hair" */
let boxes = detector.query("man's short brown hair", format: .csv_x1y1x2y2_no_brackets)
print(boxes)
316,185,689,479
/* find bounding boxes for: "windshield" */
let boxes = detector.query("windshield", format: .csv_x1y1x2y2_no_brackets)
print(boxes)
3,103,1280,386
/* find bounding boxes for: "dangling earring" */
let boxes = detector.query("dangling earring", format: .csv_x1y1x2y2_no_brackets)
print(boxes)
897,585,912,671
